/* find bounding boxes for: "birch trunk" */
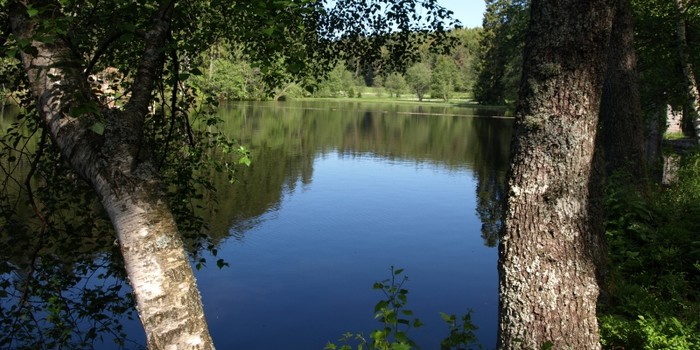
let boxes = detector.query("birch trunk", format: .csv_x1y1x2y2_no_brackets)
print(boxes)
497,0,614,348
9,1,214,349
673,0,700,142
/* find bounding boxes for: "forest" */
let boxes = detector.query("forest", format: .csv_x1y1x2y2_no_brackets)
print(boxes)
1,0,700,349
190,26,480,102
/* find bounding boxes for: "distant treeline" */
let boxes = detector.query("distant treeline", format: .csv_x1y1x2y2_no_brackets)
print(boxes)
190,27,481,102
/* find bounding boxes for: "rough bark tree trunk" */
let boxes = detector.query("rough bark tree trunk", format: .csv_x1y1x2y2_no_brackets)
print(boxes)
9,1,215,349
673,0,700,143
497,0,614,348
600,0,647,183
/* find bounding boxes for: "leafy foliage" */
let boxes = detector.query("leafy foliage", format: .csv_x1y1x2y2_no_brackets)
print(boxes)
314,62,360,98
369,267,422,348
405,62,432,101
439,311,481,350
431,55,459,101
473,0,528,105
325,267,480,350
0,98,140,348
631,0,700,121
383,72,408,98
600,160,700,349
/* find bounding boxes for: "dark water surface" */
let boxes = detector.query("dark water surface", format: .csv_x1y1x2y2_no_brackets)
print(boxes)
1,100,512,349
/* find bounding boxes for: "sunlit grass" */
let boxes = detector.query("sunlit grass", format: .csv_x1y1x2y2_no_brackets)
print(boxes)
663,131,687,140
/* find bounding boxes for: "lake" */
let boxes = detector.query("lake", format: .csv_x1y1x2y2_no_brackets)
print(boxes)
0,100,512,349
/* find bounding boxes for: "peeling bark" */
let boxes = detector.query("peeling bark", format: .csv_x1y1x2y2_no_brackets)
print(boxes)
9,1,214,349
497,0,614,348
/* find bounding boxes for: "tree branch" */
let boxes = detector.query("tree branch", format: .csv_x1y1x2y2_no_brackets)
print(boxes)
25,127,49,226
122,1,175,120
160,45,180,166
84,30,127,78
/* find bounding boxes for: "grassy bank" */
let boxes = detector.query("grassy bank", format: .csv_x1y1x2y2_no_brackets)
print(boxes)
299,87,509,113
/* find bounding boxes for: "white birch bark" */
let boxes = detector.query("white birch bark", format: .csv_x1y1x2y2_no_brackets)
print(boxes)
673,0,700,142
9,1,215,348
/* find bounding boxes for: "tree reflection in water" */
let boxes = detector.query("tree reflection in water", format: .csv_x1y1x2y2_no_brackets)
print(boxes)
1,211,141,349
1,101,512,348
1,104,143,348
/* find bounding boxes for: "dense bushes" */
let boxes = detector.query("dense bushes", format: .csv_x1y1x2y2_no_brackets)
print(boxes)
600,154,700,349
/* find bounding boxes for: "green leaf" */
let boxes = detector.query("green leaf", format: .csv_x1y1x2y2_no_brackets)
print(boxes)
238,155,251,166
90,122,105,135
216,259,228,269
440,312,453,323
391,343,411,350
262,27,275,36
27,7,39,17
70,101,101,117
16,38,31,49
540,341,554,350
38,35,55,44
374,300,389,313
370,329,386,341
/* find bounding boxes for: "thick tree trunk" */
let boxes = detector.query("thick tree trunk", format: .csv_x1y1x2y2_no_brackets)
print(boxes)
673,0,700,143
497,0,614,349
600,0,647,183
10,2,214,349
101,181,213,350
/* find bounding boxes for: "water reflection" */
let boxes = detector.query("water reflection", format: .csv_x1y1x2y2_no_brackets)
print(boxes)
207,101,512,247
0,193,143,349
1,100,144,349
1,100,512,349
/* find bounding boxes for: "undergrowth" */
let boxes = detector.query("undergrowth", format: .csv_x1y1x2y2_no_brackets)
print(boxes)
600,153,700,349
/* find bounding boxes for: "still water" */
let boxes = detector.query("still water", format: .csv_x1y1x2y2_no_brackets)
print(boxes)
1,100,512,349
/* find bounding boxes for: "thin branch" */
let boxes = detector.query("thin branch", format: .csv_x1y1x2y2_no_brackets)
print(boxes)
83,30,127,78
160,45,180,166
122,1,175,119
177,81,196,148
25,127,49,226
180,104,195,148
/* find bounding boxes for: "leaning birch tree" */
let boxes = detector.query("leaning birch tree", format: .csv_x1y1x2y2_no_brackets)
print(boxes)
498,0,615,348
8,1,216,348
2,0,456,348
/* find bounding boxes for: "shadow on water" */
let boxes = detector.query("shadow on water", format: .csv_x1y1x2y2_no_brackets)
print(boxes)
1,100,512,349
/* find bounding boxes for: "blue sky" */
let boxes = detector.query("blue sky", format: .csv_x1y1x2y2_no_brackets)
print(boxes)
439,0,485,28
